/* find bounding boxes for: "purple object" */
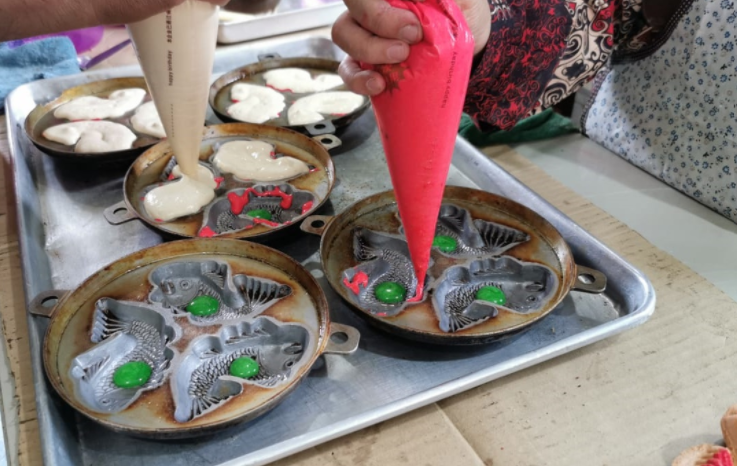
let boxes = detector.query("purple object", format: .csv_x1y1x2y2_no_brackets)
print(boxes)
7,26,104,54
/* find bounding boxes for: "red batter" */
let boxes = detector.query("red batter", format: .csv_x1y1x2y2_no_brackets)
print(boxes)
343,270,369,295
363,0,474,300
301,201,314,215
227,187,293,215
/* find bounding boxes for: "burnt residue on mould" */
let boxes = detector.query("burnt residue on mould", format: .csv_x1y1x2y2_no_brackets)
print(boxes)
69,298,179,414
172,317,309,423
432,257,559,333
138,378,178,424
148,259,292,325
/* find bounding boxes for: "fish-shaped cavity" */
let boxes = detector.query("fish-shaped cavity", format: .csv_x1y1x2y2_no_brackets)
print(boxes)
398,204,530,258
172,317,309,423
149,260,229,308
69,298,177,413
231,274,292,317
149,260,292,324
432,257,558,333
199,184,315,236
341,228,431,317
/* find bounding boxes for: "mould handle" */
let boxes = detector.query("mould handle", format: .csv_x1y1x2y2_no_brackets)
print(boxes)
104,201,137,225
29,290,69,318
258,52,281,61
306,121,338,138
300,215,333,236
572,266,607,294
324,323,360,355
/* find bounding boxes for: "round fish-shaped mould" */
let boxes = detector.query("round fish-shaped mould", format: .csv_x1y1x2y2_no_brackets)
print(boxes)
302,186,607,346
103,122,338,241
32,239,358,438
24,77,162,162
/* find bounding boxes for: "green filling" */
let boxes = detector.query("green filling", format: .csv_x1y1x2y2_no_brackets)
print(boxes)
112,361,153,389
374,282,406,305
246,209,272,220
186,295,219,317
432,235,457,253
475,286,506,305
229,357,260,379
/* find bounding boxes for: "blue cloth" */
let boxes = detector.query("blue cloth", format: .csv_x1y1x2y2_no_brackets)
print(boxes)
0,37,79,110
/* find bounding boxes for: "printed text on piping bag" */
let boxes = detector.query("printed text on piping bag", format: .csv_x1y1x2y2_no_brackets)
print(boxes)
362,0,474,301
127,1,219,179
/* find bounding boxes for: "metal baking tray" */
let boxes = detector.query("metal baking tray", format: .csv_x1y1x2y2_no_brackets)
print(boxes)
217,0,345,44
5,36,655,466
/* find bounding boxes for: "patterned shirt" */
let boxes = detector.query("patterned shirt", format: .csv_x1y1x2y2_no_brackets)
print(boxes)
463,0,642,132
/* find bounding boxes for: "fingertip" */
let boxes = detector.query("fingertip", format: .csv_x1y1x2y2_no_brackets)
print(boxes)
399,24,421,44
387,42,409,62
365,75,385,95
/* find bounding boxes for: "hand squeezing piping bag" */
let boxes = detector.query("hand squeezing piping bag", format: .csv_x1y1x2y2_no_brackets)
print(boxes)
362,0,474,300
127,1,219,178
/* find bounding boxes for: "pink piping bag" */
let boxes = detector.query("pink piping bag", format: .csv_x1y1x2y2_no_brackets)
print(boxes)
362,0,474,300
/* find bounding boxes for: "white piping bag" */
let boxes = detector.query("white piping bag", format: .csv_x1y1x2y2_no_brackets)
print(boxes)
127,1,219,178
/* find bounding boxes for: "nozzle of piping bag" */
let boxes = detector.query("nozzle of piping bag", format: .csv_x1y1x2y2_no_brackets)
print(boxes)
126,1,219,179
361,0,474,302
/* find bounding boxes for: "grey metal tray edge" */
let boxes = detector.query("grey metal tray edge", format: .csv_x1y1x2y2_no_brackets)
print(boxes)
5,36,656,466
227,305,655,466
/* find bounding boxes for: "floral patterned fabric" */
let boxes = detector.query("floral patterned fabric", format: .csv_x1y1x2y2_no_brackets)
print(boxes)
530,0,619,114
463,0,619,131
584,0,737,221
463,0,572,131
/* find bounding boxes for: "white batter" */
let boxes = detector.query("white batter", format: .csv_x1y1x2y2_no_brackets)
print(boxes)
130,101,166,138
227,83,285,124
212,140,309,181
143,174,215,222
43,121,137,153
288,92,364,126
170,164,217,189
263,68,344,93
53,88,147,121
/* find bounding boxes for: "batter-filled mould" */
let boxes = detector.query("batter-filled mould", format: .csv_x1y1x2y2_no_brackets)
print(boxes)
138,137,323,236
172,317,309,423
69,298,179,413
200,184,315,236
432,257,558,333
31,83,164,155
213,67,366,127
148,260,292,325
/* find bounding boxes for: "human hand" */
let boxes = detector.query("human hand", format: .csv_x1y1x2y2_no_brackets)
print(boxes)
332,0,490,96
1,0,230,42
